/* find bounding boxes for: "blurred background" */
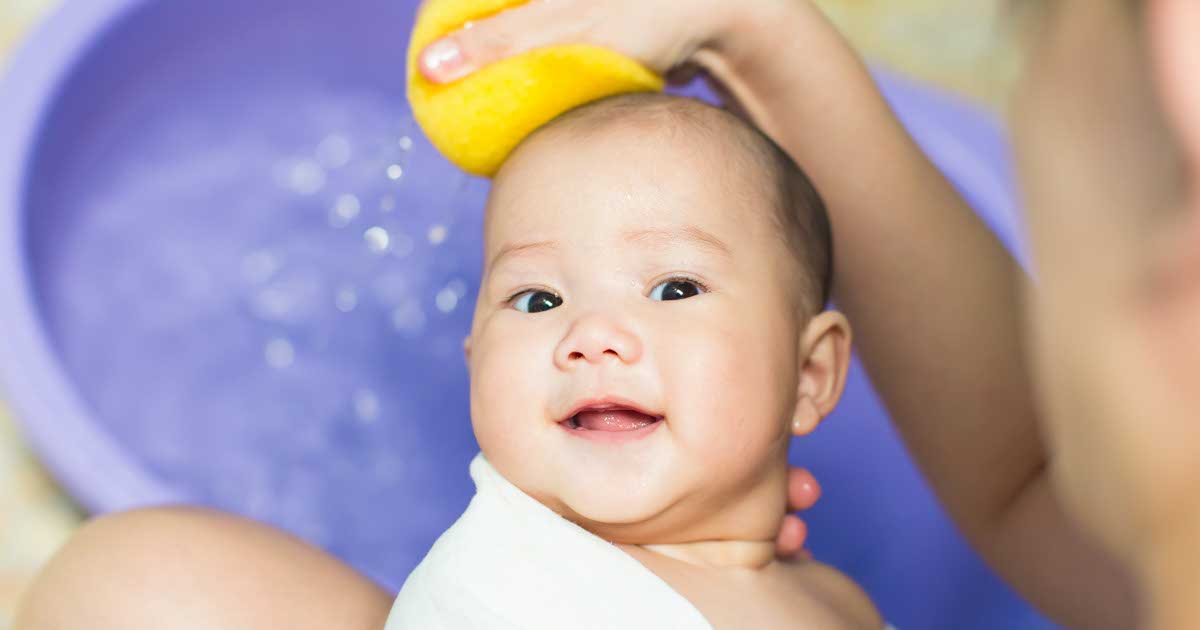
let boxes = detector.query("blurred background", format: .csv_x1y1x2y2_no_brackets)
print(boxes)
0,0,1023,627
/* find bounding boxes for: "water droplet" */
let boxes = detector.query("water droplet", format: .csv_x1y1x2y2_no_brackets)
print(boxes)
386,164,404,180
447,278,469,298
435,287,459,313
251,287,296,321
285,160,326,195
316,134,352,168
391,300,427,336
241,251,280,284
398,136,414,151
265,338,295,369
353,389,380,423
335,286,359,313
328,194,361,228
379,194,396,212
364,226,391,254
427,224,448,245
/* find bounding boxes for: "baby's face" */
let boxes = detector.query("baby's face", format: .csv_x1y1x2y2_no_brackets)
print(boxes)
467,121,804,541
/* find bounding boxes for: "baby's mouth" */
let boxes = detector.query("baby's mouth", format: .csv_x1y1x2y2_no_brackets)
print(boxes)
562,408,663,432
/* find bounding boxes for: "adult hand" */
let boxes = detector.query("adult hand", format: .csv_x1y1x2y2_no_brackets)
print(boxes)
415,0,743,85
776,466,821,561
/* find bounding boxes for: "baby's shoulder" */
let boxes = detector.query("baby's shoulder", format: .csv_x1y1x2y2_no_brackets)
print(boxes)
689,559,882,630
755,559,883,630
621,543,882,630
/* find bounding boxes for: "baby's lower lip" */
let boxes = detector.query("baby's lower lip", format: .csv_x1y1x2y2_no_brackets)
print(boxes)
558,416,664,444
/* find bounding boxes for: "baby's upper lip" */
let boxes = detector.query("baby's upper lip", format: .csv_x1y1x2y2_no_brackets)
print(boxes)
559,396,664,424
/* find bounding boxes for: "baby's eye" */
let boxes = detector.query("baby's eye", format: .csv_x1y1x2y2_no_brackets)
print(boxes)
649,278,707,301
512,290,563,313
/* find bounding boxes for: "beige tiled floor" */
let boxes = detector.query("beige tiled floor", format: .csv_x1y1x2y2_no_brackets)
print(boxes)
0,1,1023,627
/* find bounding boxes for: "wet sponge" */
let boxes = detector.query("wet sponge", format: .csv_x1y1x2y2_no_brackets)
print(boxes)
407,0,664,177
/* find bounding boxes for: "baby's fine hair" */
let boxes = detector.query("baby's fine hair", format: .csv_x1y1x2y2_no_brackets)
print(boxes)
525,92,833,315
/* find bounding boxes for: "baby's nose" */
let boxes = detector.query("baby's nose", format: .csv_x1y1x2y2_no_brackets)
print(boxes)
553,313,643,369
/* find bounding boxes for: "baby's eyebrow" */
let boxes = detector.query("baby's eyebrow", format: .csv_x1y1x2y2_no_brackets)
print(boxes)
488,240,559,270
622,226,732,259
488,225,730,270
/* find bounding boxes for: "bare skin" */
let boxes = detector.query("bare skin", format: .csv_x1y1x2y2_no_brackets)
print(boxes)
1012,1,1200,627
14,507,393,630
619,542,881,630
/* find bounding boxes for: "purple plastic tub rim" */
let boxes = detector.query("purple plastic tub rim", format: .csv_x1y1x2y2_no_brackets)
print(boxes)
0,0,184,512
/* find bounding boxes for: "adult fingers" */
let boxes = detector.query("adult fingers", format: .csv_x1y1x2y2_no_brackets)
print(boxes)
788,466,822,513
416,0,728,84
418,0,593,83
775,514,812,561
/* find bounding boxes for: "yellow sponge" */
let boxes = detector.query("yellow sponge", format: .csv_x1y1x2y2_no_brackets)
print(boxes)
407,0,664,177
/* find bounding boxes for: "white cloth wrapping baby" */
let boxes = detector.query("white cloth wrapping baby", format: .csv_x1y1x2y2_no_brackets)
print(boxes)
384,452,713,630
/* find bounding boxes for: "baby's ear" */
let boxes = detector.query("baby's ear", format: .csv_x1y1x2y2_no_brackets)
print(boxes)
463,336,473,365
791,311,852,437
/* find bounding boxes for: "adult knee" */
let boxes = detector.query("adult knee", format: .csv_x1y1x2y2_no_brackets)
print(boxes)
13,506,392,630
14,506,243,629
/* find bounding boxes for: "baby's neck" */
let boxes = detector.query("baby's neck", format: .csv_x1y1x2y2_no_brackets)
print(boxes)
623,539,777,570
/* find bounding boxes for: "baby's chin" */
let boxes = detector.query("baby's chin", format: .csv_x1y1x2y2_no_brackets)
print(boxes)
543,485,693,543
534,462,790,546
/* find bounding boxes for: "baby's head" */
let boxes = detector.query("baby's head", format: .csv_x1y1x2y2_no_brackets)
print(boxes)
466,93,851,545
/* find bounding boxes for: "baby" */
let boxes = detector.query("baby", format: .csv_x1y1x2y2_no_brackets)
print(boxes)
386,92,883,630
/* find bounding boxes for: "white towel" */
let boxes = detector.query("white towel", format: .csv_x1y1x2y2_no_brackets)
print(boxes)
384,452,713,630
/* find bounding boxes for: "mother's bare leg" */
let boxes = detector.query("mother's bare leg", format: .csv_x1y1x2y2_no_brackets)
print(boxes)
14,506,393,630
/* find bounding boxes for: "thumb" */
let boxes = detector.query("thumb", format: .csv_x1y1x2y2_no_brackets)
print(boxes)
417,0,590,84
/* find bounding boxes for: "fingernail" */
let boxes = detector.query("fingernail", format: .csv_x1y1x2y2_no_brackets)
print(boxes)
422,38,472,83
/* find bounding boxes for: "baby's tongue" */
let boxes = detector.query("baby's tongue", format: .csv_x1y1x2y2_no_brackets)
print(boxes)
576,409,657,431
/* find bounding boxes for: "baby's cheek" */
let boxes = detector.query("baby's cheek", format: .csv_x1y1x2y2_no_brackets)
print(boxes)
471,324,541,420
675,320,794,448
683,320,774,388
668,326,775,431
